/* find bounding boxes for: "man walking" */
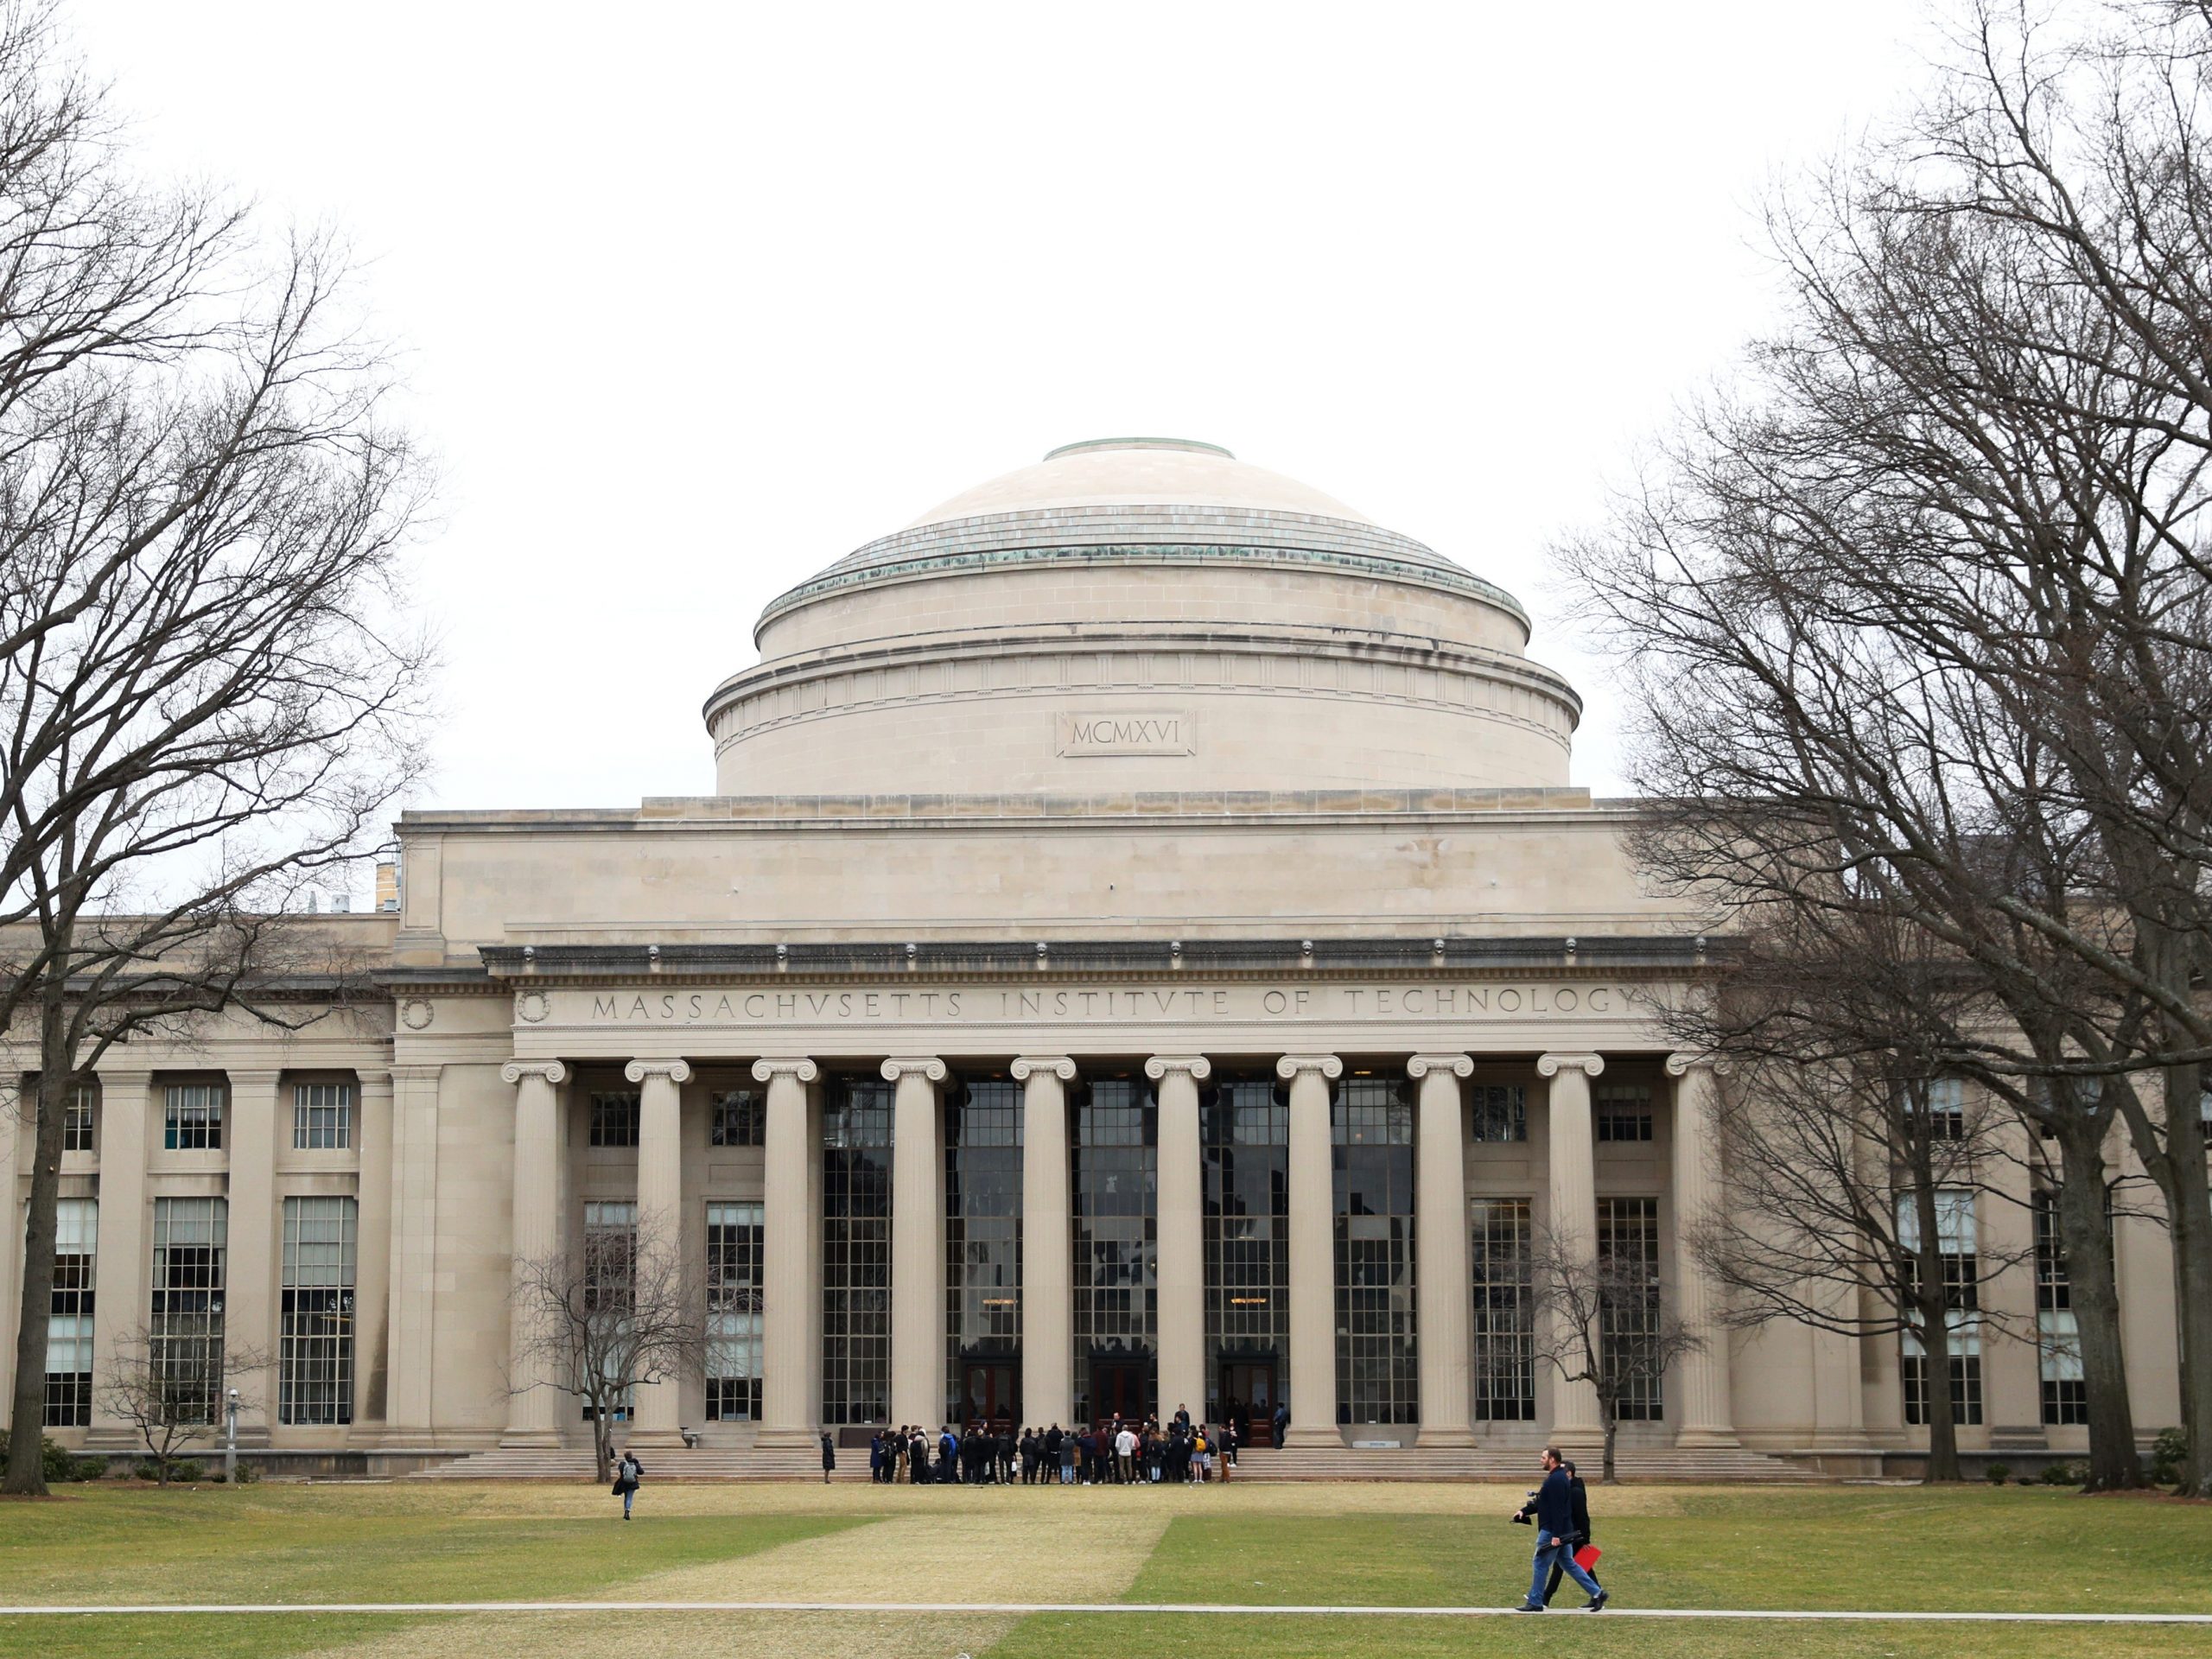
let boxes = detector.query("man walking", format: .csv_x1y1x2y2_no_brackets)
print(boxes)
1511,1447,1606,1612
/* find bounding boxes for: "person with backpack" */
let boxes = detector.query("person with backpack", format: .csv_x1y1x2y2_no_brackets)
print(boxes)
612,1448,643,1521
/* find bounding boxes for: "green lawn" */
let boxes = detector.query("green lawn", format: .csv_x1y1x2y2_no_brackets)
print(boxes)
0,1479,2202,1659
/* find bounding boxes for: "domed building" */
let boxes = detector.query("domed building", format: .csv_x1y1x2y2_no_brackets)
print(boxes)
11,440,2164,1478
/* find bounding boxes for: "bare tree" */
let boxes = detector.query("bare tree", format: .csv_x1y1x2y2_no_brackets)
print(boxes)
1558,0,2212,1496
0,3,430,1494
98,1327,267,1485
1528,1227,1701,1484
510,1217,704,1483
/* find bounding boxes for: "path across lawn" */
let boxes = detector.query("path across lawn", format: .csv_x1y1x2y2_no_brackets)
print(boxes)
4,1598,2209,1624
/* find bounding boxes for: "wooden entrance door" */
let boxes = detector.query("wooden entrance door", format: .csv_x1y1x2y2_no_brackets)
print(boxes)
1089,1358,1153,1425
960,1363,1019,1427
1220,1359,1277,1445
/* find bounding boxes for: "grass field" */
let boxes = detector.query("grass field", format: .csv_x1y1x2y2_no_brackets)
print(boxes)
0,1478,2205,1658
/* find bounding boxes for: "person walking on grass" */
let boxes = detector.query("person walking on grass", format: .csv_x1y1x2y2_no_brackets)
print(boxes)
1510,1446,1605,1612
613,1448,644,1521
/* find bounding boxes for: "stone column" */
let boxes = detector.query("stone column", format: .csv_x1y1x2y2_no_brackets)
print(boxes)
85,1069,152,1449
224,1069,282,1445
1148,1055,1211,1426
351,1070,395,1431
1977,1110,2046,1452
500,1059,568,1446
1665,1053,1738,1446
1537,1052,1604,1448
1277,1053,1342,1447
884,1057,946,1431
1409,1053,1476,1447
753,1056,821,1446
624,1058,692,1447
382,1064,444,1443
1014,1056,1076,1430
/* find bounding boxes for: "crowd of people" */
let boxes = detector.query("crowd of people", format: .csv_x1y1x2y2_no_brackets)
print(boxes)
865,1407,1237,1484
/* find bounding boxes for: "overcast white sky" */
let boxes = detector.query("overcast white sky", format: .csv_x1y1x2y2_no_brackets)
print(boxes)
78,0,1935,828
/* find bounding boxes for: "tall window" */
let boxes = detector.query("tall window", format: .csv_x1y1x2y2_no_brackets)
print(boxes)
62,1080,99,1154
945,1074,1022,1423
293,1081,353,1150
45,1198,98,1426
279,1197,356,1424
1470,1198,1535,1420
1593,1083,1653,1142
1597,1197,1662,1421
1335,1074,1417,1426
588,1091,641,1147
1910,1078,1967,1142
582,1201,636,1421
1203,1071,1288,1423
1470,1084,1527,1143
149,1197,228,1423
707,1201,764,1421
822,1077,892,1424
1898,1188,1983,1426
2033,1186,2087,1427
1072,1074,1157,1425
163,1082,225,1151
710,1088,765,1147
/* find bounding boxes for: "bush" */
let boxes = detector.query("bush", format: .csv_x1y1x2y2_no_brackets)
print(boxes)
38,1438,104,1484
232,1460,260,1484
1983,1463,2012,1484
169,1458,205,1484
2152,1427,2186,1468
2039,1460,2079,1486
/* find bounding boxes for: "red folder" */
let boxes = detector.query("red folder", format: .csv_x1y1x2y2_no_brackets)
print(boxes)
1574,1546,1602,1574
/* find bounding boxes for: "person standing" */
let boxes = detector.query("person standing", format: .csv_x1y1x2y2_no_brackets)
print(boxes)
820,1429,837,1484
1115,1421,1139,1484
1271,1402,1290,1446
1058,1425,1077,1484
1511,1448,1606,1612
613,1448,644,1521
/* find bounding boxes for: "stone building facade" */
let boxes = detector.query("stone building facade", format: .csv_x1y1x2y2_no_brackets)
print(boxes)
3,438,2184,1472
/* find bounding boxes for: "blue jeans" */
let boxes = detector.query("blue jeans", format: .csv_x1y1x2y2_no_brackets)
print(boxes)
622,1487,634,1517
1528,1534,1599,1605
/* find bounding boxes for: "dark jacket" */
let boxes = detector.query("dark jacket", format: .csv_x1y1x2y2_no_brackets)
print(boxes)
1567,1475,1592,1544
1534,1465,1574,1539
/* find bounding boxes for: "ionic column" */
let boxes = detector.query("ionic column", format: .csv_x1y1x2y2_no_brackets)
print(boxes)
1148,1055,1211,1426
753,1057,821,1446
1409,1053,1476,1447
500,1058,568,1446
224,1069,282,1445
352,1070,395,1431
85,1070,152,1449
382,1064,443,1443
1277,1053,1342,1447
1538,1052,1604,1447
1665,1053,1738,1446
1014,1056,1075,1429
884,1057,946,1430
624,1058,692,1446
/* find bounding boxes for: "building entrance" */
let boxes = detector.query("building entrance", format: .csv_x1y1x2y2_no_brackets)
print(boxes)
1089,1358,1154,1425
1218,1358,1278,1445
958,1362,1019,1428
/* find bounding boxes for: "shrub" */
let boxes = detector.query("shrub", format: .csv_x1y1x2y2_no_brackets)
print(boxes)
2152,1427,2187,1475
1983,1463,2012,1484
2039,1460,2079,1485
168,1458,205,1484
232,1460,260,1484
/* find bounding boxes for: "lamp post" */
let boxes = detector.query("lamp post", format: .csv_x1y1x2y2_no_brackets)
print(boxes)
224,1386,239,1484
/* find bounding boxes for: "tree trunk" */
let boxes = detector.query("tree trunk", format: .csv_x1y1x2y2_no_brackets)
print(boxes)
1910,1181,1961,1482
2,991,73,1495
2053,1128,2140,1491
1599,1399,1619,1485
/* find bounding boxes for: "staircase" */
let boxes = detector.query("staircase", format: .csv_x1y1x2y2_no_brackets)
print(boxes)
1228,1445,1824,1483
412,1440,1821,1483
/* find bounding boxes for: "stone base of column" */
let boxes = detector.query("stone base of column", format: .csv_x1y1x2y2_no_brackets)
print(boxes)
621,1427,690,1450
751,1426,818,1450
1416,1423,1478,1448
1546,1426,1605,1459
1673,1425,1741,1448
1281,1423,1344,1449
81,1428,143,1452
498,1427,563,1450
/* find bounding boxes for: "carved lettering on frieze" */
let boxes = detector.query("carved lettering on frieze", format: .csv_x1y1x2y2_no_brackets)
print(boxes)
1055,709,1194,757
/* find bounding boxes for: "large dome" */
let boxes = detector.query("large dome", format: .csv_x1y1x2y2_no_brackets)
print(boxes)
705,439,1580,797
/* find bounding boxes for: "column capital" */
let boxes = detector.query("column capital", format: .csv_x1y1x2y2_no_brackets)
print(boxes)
353,1068,395,1098
1011,1055,1077,1082
750,1056,818,1084
1666,1051,1731,1077
499,1059,569,1086
1536,1052,1605,1079
1275,1053,1343,1082
227,1068,285,1090
1144,1055,1211,1083
1406,1053,1473,1080
92,1066,154,1087
880,1056,946,1084
623,1058,694,1085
